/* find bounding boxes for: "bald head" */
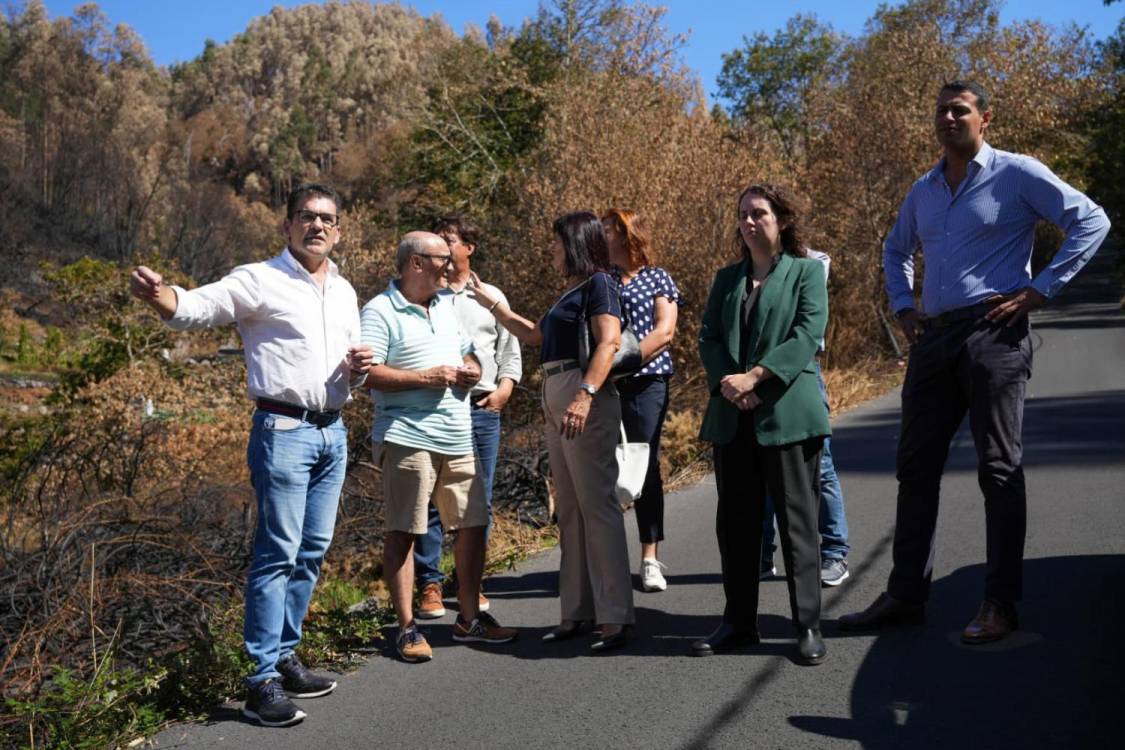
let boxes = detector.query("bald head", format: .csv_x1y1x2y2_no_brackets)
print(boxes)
395,231,447,274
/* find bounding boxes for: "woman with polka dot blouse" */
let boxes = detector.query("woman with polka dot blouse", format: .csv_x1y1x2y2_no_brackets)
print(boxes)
601,208,682,593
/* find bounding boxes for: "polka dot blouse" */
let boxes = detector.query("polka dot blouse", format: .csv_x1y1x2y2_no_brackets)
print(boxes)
613,265,683,376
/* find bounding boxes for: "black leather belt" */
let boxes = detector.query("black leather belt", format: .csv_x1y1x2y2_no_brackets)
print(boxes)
922,302,997,329
541,360,580,378
256,398,340,428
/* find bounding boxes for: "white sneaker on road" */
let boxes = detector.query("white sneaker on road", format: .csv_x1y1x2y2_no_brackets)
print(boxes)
641,558,668,592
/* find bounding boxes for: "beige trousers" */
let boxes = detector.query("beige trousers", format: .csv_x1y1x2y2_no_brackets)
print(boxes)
542,366,635,625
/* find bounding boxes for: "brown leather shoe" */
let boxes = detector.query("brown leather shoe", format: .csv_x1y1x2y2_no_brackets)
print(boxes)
961,599,1018,644
416,582,446,620
839,592,925,631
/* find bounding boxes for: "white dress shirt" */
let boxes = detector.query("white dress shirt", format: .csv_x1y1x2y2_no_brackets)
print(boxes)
441,281,522,397
167,248,361,411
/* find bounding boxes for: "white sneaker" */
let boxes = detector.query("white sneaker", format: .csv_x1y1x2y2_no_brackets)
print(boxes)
640,558,668,592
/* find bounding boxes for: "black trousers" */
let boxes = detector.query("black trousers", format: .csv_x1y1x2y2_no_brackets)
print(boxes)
618,374,670,544
713,414,823,631
888,315,1032,604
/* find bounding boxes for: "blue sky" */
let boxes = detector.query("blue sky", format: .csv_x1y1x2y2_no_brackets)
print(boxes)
40,0,1124,103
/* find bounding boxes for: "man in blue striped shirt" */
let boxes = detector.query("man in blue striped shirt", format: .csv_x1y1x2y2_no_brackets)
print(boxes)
841,81,1110,644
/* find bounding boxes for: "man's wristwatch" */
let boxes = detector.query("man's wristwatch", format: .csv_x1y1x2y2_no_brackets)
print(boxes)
579,382,597,396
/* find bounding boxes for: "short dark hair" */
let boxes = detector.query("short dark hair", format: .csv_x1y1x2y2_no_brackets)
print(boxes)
431,216,482,248
553,211,610,278
940,80,990,112
286,183,340,219
736,183,809,259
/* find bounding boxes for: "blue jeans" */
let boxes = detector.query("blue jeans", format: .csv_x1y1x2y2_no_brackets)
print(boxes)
415,407,500,585
244,411,347,686
762,363,850,563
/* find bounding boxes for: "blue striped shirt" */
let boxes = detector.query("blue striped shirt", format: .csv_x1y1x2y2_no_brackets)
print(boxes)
884,142,1111,316
360,280,475,456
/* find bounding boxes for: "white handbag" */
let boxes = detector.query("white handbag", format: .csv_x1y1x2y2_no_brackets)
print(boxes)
615,423,650,506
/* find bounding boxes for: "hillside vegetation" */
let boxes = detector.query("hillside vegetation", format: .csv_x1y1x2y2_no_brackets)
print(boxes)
1,0,1121,746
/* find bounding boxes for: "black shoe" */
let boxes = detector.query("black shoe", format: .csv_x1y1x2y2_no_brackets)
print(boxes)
276,653,337,698
690,623,760,657
839,592,925,631
242,679,306,727
542,620,592,643
796,628,826,665
590,626,630,653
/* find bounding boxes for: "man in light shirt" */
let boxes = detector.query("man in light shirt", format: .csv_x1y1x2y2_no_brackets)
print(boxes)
841,81,1110,644
413,217,521,620
360,231,518,663
129,183,371,728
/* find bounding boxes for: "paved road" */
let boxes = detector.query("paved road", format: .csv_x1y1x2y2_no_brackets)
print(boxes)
155,247,1124,749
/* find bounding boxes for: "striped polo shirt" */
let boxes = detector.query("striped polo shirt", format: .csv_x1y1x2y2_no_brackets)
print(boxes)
360,280,475,455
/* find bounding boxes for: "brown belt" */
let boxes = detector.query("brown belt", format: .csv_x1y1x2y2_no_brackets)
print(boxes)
256,398,340,428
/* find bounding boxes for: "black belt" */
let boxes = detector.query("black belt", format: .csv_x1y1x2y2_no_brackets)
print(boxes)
922,302,997,329
256,398,341,428
471,392,494,409
541,360,580,378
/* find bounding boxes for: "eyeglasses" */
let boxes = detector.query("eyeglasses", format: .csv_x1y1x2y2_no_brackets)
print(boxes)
294,210,340,228
416,253,453,267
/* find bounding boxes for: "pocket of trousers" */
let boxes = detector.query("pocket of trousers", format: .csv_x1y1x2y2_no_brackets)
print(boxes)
265,415,302,431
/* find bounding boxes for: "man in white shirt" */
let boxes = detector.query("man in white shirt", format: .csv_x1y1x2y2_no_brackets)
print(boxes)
128,183,372,728
414,217,522,620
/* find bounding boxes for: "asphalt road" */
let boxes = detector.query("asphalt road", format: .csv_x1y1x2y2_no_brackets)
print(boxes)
154,246,1125,749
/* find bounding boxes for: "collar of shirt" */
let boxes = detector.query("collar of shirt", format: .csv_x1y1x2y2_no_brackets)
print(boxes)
279,246,341,288
387,278,438,316
926,141,995,189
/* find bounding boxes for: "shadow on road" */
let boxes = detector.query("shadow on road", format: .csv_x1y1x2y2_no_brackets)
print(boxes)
786,555,1125,749
829,390,1125,474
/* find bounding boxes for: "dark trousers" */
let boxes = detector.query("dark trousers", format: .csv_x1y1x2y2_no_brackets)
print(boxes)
888,315,1032,604
618,375,670,545
714,414,823,631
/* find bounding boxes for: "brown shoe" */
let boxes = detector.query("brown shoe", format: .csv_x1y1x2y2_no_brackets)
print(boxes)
961,599,1018,644
839,592,925,631
416,582,446,620
396,624,433,663
452,611,518,644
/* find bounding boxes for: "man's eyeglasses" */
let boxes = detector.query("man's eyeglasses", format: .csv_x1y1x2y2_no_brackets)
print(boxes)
416,253,453,268
294,210,340,228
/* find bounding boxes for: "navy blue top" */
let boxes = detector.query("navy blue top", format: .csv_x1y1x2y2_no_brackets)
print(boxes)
613,266,682,376
539,272,621,364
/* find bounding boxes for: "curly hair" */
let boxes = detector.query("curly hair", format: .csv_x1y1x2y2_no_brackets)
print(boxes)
735,183,808,259
601,208,653,270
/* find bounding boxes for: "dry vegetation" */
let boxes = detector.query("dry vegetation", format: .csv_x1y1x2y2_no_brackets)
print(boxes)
0,0,1121,745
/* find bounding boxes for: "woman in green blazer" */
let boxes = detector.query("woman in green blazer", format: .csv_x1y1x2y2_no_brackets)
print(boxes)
692,183,830,665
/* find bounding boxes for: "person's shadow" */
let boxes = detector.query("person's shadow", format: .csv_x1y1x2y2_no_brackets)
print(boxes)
789,554,1125,748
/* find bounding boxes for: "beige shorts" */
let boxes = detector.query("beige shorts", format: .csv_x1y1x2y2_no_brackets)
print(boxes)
377,442,488,534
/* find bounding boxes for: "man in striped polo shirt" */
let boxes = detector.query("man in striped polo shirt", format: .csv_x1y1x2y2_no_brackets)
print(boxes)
360,231,518,663
841,81,1110,644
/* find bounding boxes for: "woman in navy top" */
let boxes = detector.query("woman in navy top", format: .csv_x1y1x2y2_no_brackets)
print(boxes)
602,208,682,593
469,211,635,651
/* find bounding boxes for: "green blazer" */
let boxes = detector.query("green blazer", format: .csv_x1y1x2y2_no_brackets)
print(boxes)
697,253,830,447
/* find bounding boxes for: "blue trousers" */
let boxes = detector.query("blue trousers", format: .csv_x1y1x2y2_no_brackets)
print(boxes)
414,407,500,585
244,411,347,685
762,363,850,563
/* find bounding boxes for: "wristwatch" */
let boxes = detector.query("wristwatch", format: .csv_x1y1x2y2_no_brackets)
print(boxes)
579,382,597,396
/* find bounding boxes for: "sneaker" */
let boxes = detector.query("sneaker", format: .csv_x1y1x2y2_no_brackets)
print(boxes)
478,590,491,612
276,653,337,698
821,558,850,587
760,560,777,580
452,611,518,644
396,624,433,663
242,678,306,727
417,582,446,619
640,558,668,592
